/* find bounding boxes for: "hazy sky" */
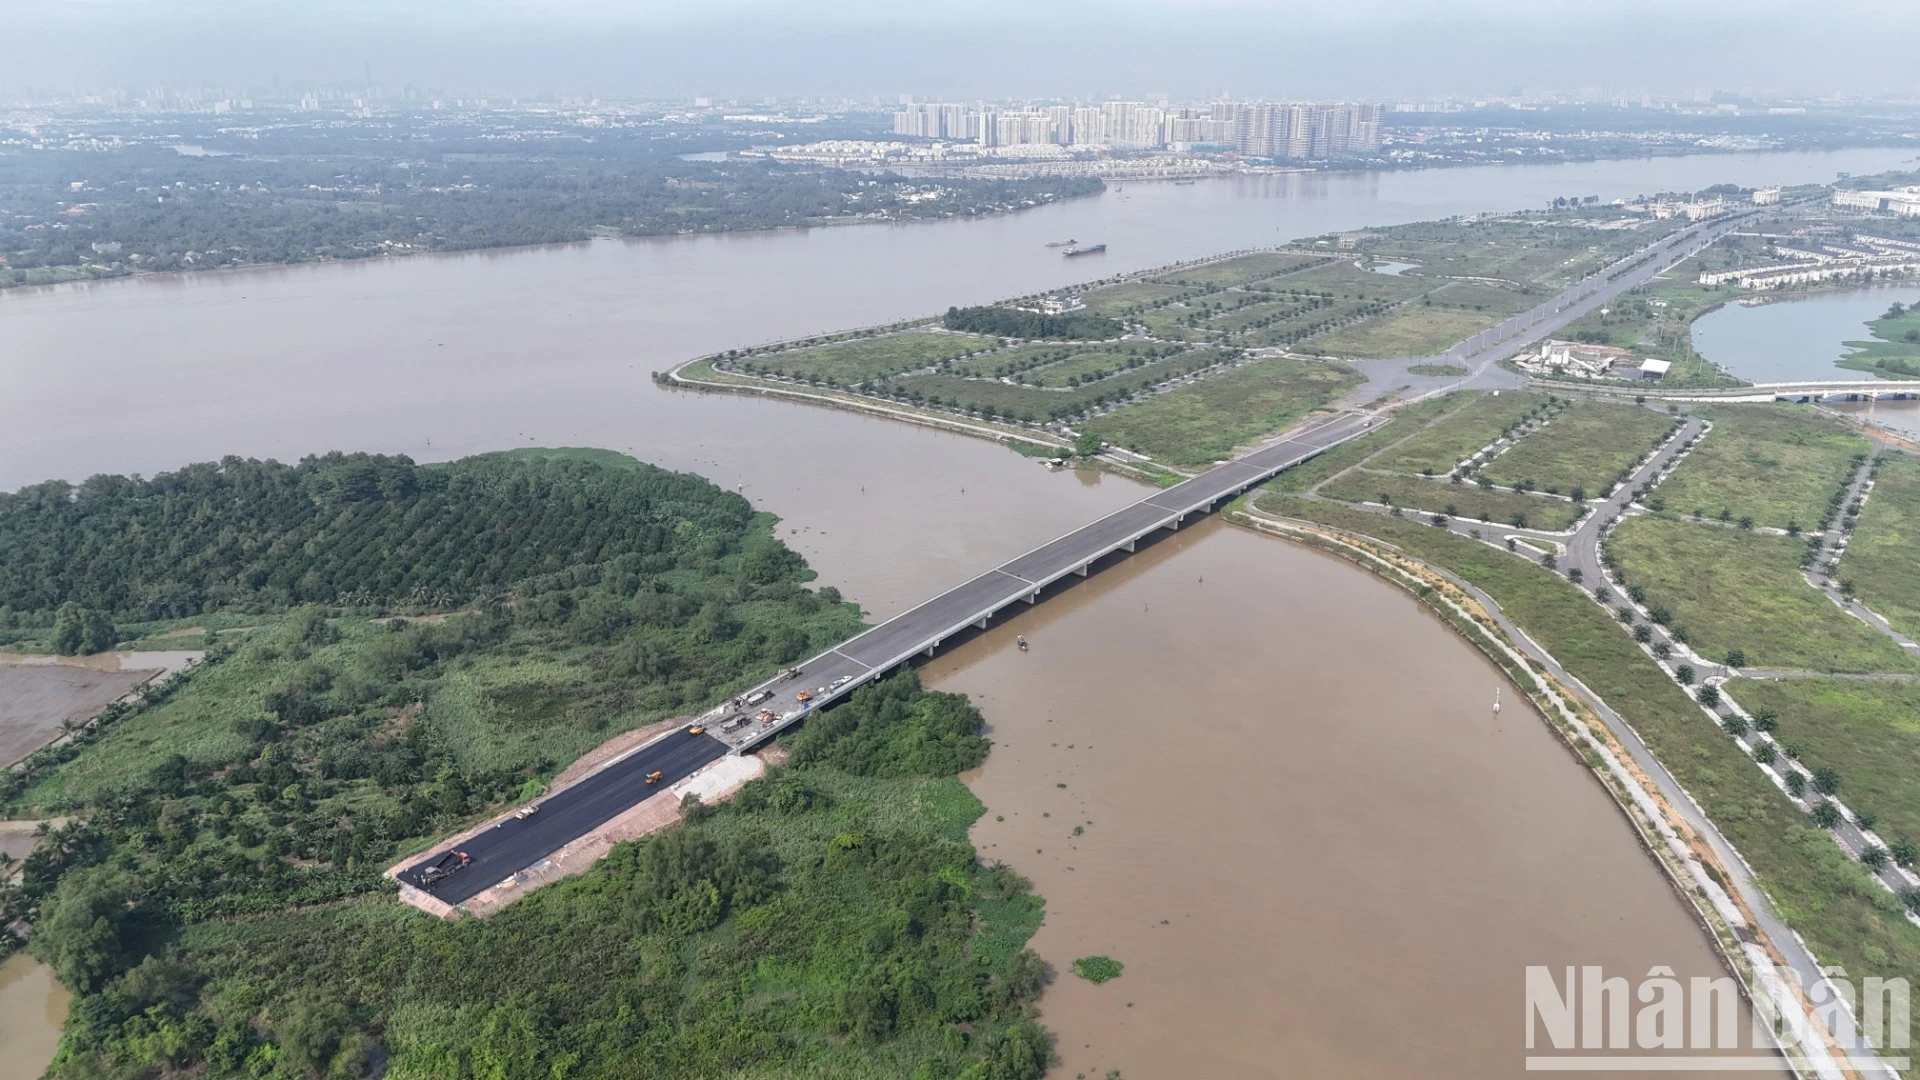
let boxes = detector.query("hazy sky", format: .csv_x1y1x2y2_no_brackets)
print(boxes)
7,0,1918,100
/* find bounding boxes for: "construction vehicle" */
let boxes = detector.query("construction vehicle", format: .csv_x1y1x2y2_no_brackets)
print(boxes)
514,804,539,820
796,689,813,704
421,850,472,885
757,709,779,724
745,689,774,706
688,724,706,735
778,667,804,681
645,770,664,784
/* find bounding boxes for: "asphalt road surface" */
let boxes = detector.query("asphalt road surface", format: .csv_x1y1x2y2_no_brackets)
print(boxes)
401,729,729,904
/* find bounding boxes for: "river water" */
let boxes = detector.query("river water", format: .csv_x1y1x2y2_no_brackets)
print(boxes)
1691,284,1920,383
0,149,1889,1075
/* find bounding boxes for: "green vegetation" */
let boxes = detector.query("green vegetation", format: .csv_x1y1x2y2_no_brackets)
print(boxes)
1319,470,1581,530
1369,391,1551,476
0,124,1104,289
1656,405,1869,530
1842,451,1920,638
1312,307,1496,359
1608,515,1912,673
944,305,1121,341
1075,281,1195,316
1150,252,1325,289
1252,490,1920,999
3,450,1059,1080
1838,302,1920,380
738,331,994,384
1080,358,1361,468
1406,363,1469,377
1070,956,1124,984
1480,401,1676,496
887,349,1224,425
1734,678,1920,853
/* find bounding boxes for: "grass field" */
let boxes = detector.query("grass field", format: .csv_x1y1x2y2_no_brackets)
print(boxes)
1020,347,1196,388
1319,469,1583,529
1251,491,1920,992
1656,405,1869,530
1265,393,1470,493
1369,391,1552,476
1150,251,1325,289
1076,280,1196,315
1407,363,1469,376
741,331,995,383
1734,678,1920,851
1838,305,1920,379
1840,450,1920,638
1312,305,1497,359
1426,280,1537,314
1081,357,1362,468
1480,401,1676,496
1609,515,1914,673
893,349,1221,422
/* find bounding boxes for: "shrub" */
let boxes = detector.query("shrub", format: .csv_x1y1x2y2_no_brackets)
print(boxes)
1071,956,1124,984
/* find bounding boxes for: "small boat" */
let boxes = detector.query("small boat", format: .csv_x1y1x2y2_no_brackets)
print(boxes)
1045,239,1077,248
1017,635,1029,652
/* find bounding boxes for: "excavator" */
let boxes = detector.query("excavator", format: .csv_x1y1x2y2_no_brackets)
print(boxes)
645,770,664,784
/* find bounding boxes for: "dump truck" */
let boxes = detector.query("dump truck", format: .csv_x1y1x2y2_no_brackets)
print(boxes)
778,667,804,681
421,850,472,885
745,689,774,706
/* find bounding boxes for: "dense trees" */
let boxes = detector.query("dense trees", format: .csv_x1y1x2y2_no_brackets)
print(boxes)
5,450,1053,1080
943,305,1123,341
0,451,761,621
0,142,1103,288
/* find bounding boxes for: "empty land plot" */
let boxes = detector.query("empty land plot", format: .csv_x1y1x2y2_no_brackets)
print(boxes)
1138,308,1209,342
740,331,996,383
1359,217,1673,289
0,662,158,767
1480,401,1676,495
1657,405,1870,530
1080,357,1361,468
1370,391,1552,476
1320,469,1581,530
1311,306,1497,360
948,343,1076,378
1425,280,1537,314
1022,347,1199,388
1077,281,1195,315
1839,450,1920,639
1281,260,1434,302
1151,252,1326,289
1609,515,1914,673
894,351,1215,421
1731,678,1920,848
1203,297,1321,334
1232,298,1385,349
1265,393,1470,493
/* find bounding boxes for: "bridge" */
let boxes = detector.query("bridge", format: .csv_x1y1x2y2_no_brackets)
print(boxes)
399,208,1759,906
1571,378,1920,403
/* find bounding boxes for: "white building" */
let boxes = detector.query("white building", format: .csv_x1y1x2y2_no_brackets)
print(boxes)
1834,187,1920,217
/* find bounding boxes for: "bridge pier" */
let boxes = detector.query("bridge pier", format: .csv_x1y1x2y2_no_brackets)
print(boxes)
1074,564,1089,577
974,616,989,630
1123,539,1136,552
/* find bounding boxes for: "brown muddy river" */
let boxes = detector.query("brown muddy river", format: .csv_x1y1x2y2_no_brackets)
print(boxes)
934,520,1761,1078
0,151,1869,1075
